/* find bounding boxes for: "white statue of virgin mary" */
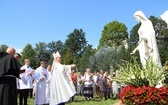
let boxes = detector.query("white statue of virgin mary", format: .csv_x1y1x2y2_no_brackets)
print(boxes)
131,10,162,69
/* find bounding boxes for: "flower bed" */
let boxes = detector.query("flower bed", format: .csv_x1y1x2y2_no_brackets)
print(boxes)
114,58,168,105
120,85,168,105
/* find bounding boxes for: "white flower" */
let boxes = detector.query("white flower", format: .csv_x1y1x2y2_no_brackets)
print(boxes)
131,75,135,79
127,77,131,80
141,71,145,78
155,81,163,88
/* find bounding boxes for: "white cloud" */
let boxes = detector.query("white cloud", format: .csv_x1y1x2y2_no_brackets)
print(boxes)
15,48,22,54
160,10,168,24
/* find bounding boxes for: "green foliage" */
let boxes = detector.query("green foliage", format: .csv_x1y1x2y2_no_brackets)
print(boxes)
20,44,37,68
47,40,64,65
35,42,50,64
19,40,65,68
63,48,73,65
89,45,131,72
117,45,131,63
47,40,64,55
129,23,140,44
78,45,94,73
0,44,8,52
99,20,128,48
145,58,167,87
115,57,168,87
65,28,87,64
89,46,113,71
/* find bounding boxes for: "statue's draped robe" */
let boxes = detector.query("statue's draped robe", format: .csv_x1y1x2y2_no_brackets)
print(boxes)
137,20,162,68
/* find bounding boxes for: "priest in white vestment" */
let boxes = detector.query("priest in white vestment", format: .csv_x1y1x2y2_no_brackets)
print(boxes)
50,51,76,105
34,61,48,105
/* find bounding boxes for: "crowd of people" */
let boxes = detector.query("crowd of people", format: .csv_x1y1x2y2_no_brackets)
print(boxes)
0,47,124,105
20,59,122,105
73,69,124,101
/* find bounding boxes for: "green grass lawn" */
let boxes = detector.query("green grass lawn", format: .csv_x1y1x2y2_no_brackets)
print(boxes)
24,96,119,105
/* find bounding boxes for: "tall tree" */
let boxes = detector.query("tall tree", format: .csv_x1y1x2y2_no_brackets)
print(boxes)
47,40,64,64
65,29,87,64
20,44,37,68
129,23,141,44
128,23,141,61
89,45,132,72
62,48,73,65
0,44,8,52
99,20,128,48
78,45,94,73
89,46,117,72
47,40,64,55
35,42,50,64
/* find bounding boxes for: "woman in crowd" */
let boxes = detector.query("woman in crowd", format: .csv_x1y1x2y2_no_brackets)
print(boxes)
96,70,105,100
92,71,98,97
104,71,112,100
83,68,93,101
76,72,83,96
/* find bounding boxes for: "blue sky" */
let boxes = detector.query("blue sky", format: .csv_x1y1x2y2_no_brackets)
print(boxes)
0,0,168,52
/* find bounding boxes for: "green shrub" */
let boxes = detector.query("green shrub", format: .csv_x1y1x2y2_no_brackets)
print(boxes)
114,57,168,87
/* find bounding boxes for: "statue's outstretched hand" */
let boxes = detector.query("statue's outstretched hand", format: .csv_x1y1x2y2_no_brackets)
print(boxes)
130,50,136,55
130,52,134,55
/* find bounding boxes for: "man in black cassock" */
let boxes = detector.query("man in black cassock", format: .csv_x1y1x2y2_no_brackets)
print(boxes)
0,47,21,105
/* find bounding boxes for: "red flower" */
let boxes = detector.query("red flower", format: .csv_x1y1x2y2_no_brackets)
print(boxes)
120,85,168,105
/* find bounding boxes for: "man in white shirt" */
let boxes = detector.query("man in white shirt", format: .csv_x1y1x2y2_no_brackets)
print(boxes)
19,59,34,105
34,61,48,105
